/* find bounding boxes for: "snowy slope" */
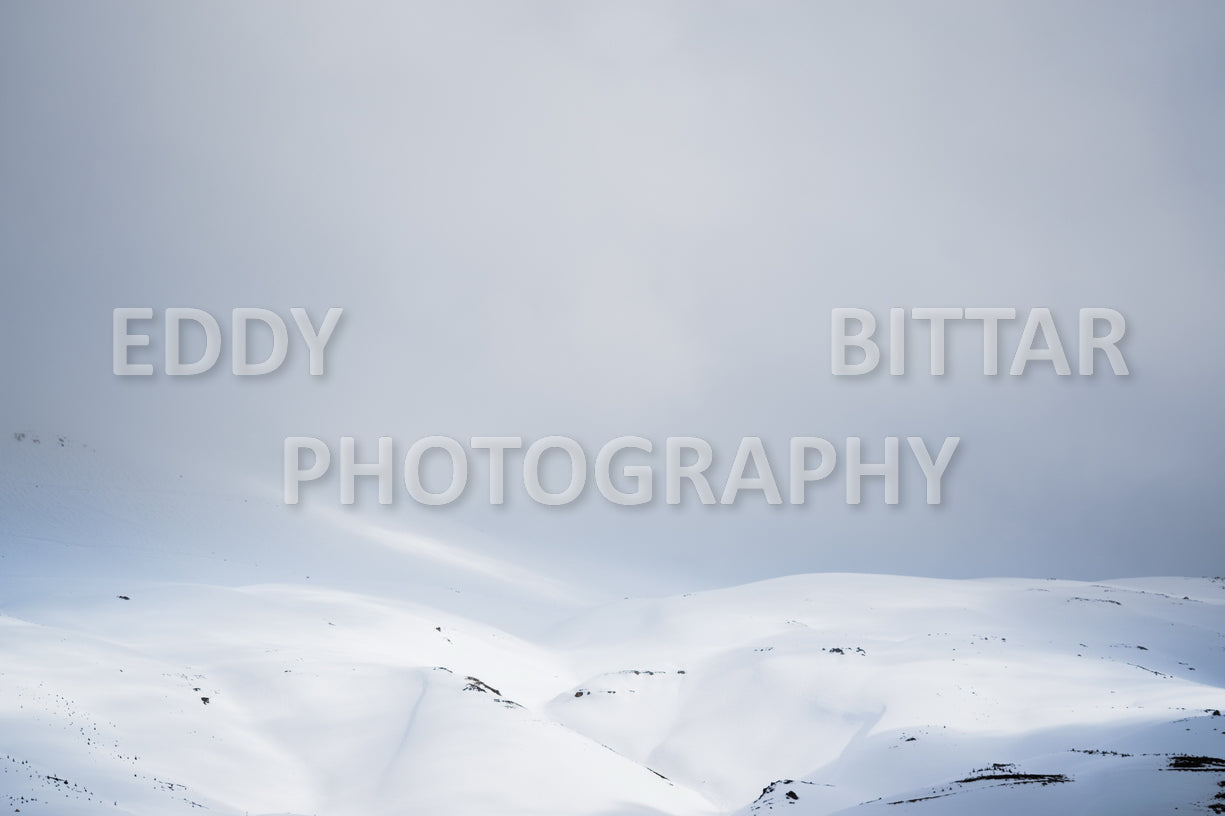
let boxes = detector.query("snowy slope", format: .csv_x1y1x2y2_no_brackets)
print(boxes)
547,574,1225,811
743,716,1225,816
0,582,718,816
2,435,1223,815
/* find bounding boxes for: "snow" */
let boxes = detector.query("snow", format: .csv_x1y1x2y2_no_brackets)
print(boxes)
2,436,1223,815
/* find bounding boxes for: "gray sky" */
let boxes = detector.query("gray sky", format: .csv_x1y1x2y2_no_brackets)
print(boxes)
2,1,1224,590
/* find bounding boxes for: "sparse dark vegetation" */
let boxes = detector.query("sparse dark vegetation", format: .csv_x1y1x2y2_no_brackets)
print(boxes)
463,677,501,696
953,772,1070,785
1166,755,1225,771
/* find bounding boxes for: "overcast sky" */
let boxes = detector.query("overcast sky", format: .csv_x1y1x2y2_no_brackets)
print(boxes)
2,1,1223,589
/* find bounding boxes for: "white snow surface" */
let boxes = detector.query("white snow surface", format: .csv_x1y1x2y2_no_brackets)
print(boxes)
2,437,1223,815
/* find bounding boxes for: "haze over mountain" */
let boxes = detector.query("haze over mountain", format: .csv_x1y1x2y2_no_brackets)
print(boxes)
3,1,1225,583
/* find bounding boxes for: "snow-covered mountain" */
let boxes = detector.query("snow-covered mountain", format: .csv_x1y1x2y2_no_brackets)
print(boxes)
2,435,1223,815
